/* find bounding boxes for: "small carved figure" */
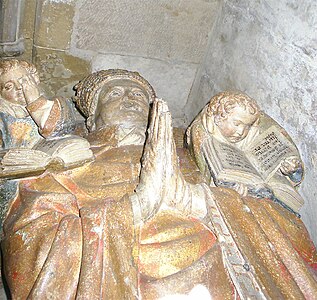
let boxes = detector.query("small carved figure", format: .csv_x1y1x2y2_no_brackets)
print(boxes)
0,60,89,229
0,60,78,150
187,91,304,213
187,91,317,298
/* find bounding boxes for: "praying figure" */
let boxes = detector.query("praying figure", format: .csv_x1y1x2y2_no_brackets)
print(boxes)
1,68,317,299
2,69,232,299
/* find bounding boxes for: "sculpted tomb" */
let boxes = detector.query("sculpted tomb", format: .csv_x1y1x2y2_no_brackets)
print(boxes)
1,66,231,299
0,61,316,299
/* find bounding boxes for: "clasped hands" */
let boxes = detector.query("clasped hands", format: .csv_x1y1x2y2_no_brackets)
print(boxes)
136,98,181,220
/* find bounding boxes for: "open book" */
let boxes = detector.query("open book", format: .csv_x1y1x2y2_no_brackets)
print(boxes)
202,126,304,212
0,135,94,179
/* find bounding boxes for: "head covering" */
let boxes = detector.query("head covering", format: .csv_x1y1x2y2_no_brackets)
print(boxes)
74,69,156,119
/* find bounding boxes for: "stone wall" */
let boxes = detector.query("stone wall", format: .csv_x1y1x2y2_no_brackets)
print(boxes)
0,0,37,60
33,0,90,99
188,0,317,245
31,0,220,126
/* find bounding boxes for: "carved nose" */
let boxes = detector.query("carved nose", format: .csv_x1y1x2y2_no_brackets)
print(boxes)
15,82,22,90
122,98,134,108
236,126,244,135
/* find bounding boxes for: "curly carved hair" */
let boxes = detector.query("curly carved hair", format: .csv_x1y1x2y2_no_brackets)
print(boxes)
0,59,39,84
74,69,156,120
206,91,260,120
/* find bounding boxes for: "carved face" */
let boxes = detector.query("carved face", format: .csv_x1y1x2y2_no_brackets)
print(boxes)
0,67,29,106
94,79,150,130
215,105,258,143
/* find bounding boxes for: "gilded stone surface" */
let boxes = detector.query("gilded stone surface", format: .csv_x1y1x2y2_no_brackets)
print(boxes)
1,68,229,299
138,211,217,279
186,90,317,298
139,243,234,300
1,66,317,299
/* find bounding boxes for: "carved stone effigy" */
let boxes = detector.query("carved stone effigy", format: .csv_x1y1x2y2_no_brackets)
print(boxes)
0,65,229,299
187,91,317,298
0,60,78,149
0,60,316,299
0,59,85,230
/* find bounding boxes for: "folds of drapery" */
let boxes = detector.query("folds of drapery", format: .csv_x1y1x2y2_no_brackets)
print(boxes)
2,187,137,300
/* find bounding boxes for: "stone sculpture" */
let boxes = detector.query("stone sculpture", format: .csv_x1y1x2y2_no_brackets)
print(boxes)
187,91,304,213
187,91,317,298
0,59,78,150
1,66,317,299
1,68,232,299
0,59,87,228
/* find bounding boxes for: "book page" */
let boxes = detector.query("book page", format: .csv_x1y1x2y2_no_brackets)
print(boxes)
247,126,298,180
207,138,259,175
33,137,73,156
33,136,93,165
0,148,51,179
1,148,50,166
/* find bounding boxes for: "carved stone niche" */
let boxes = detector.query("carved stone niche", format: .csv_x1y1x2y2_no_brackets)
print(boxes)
0,0,25,57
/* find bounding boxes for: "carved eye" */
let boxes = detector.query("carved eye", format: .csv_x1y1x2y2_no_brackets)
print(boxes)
133,91,144,97
4,83,13,91
109,89,122,97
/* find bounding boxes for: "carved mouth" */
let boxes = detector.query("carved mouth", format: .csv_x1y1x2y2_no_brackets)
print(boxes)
120,104,142,112
229,135,243,142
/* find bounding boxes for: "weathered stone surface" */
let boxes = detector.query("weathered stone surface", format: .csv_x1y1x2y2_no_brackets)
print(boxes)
91,54,198,126
0,0,29,58
18,38,34,62
21,0,37,40
73,0,219,64
33,47,90,98
17,0,36,61
188,0,317,245
186,70,215,122
34,0,76,49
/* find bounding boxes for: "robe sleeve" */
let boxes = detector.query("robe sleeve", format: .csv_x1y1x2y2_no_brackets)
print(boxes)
26,96,77,138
